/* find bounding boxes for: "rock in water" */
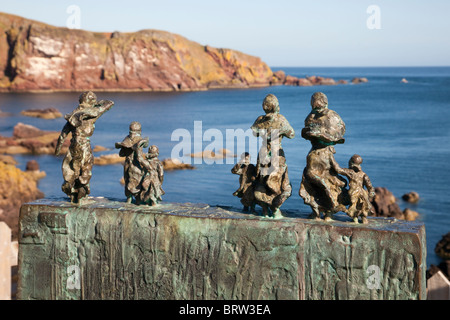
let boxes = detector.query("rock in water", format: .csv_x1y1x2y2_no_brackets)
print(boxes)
402,191,420,203
371,187,404,219
20,108,62,119
435,232,450,260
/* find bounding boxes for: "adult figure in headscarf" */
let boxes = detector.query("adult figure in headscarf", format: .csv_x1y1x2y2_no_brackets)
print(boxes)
299,92,348,221
115,121,149,204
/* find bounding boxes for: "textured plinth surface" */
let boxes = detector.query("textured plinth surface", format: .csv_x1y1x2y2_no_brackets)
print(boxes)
18,198,426,300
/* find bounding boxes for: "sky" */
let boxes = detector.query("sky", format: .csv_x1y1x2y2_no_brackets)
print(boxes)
1,0,449,67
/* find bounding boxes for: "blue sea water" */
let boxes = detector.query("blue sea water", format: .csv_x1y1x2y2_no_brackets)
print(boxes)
0,66,449,267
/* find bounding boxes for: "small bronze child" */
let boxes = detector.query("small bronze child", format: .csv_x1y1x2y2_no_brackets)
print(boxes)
231,152,256,212
334,154,375,224
137,145,165,206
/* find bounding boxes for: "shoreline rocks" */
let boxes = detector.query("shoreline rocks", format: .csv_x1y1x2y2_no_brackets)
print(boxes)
188,148,236,159
0,161,45,240
0,122,69,155
402,191,420,203
20,108,62,119
271,71,354,87
370,187,420,221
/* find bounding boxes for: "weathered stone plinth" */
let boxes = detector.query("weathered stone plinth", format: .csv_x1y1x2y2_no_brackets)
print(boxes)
17,198,426,300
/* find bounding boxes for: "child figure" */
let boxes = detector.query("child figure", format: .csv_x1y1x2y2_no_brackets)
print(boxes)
136,145,165,206
231,152,256,212
334,154,375,224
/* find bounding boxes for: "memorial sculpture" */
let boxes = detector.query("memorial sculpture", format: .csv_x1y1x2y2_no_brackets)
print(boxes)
136,144,165,206
55,91,114,203
250,94,295,218
115,122,149,204
231,152,256,212
299,92,374,223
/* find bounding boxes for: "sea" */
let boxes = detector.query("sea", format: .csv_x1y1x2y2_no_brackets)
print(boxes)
0,66,449,268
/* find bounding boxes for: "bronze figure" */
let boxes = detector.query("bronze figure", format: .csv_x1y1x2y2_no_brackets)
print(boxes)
251,94,295,218
333,154,375,224
115,122,149,204
231,152,256,212
299,92,348,221
299,92,375,223
55,91,114,203
136,145,165,206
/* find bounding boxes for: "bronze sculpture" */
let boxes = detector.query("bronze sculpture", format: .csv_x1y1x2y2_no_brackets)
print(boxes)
299,92,347,221
115,122,149,204
55,91,114,203
333,154,375,224
231,152,256,212
251,94,295,218
299,92,374,223
136,145,165,206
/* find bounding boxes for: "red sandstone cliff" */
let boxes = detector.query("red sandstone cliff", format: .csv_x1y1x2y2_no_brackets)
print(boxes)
0,12,273,92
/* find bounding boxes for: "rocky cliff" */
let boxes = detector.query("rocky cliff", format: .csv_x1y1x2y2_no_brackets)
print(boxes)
0,12,273,92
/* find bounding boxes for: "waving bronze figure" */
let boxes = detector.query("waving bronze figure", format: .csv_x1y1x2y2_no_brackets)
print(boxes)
55,91,114,203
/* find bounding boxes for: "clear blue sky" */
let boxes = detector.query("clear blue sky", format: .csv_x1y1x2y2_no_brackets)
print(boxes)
1,0,449,67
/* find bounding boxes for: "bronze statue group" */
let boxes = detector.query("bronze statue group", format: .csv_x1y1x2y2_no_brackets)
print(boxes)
55,91,374,224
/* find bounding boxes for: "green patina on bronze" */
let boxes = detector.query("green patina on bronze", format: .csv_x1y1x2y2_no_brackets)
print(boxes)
18,198,426,300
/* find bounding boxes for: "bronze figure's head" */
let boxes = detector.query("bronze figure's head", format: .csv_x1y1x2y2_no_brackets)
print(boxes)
311,92,328,111
262,94,280,114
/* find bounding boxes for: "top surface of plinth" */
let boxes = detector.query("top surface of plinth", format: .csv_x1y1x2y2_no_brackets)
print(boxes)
24,197,424,235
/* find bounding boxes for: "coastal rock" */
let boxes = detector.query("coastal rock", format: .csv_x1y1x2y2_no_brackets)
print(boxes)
0,122,69,155
351,77,369,84
92,145,110,152
403,208,419,221
271,70,286,84
401,78,408,83
189,148,236,159
161,158,195,171
25,160,46,180
371,187,403,219
370,187,420,221
0,161,44,240
435,232,450,260
20,108,62,119
0,155,17,165
94,153,124,166
402,191,420,203
427,262,450,281
0,12,272,92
